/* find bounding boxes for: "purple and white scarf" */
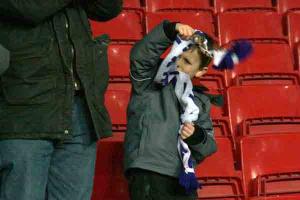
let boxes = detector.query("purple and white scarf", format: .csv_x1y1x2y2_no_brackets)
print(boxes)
154,33,202,194
154,31,253,193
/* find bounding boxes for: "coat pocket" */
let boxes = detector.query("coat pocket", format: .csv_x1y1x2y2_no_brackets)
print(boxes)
1,77,56,105
7,38,54,79
1,39,56,105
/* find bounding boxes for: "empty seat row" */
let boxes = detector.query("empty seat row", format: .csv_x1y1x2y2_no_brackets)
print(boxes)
228,85,300,136
104,84,300,137
92,132,300,199
240,133,300,198
92,135,245,200
146,0,278,13
91,10,300,72
91,10,300,46
145,10,215,36
198,133,300,198
123,0,300,14
107,42,300,89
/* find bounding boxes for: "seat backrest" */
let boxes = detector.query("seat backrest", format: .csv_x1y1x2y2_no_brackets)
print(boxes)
228,85,300,136
240,134,300,196
196,138,236,177
218,11,285,45
278,0,300,13
92,137,129,200
215,0,275,13
108,43,132,80
231,42,294,74
91,10,144,41
227,42,295,85
196,138,245,199
123,0,141,8
104,83,131,129
145,0,212,12
146,11,215,36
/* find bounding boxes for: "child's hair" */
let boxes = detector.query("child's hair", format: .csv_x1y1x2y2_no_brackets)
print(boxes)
191,33,215,70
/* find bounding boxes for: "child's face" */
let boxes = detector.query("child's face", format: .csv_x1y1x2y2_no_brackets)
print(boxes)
176,48,208,79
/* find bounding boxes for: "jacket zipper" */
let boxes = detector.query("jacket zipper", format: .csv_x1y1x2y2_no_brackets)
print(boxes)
65,15,77,91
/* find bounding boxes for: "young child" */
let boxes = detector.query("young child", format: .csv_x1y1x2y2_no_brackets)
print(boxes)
124,20,217,200
123,15,254,199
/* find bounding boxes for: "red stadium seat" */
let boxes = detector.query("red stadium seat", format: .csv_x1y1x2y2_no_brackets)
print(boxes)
145,0,212,12
196,138,244,199
278,0,300,13
240,134,300,197
226,42,298,86
104,83,131,131
123,0,141,9
91,10,144,41
108,43,132,81
196,138,236,176
92,133,129,200
146,11,216,36
228,85,300,136
214,0,276,13
218,12,286,45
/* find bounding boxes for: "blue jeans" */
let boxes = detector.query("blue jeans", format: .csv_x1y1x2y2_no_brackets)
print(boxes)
0,96,97,200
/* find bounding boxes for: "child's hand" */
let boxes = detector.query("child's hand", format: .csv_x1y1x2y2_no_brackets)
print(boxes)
175,23,195,40
180,123,195,140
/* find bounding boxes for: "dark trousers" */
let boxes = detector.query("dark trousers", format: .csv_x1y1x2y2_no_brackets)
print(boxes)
128,169,198,200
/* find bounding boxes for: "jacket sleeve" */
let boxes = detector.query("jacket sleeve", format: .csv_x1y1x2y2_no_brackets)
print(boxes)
130,20,173,94
0,0,72,25
188,94,217,164
81,0,123,21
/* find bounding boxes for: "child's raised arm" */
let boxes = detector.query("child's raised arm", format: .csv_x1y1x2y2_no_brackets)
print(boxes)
129,21,195,94
130,20,173,93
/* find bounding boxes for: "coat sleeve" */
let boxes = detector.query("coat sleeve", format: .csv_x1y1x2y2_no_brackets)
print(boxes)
0,0,73,25
189,94,217,164
130,20,173,94
81,0,123,21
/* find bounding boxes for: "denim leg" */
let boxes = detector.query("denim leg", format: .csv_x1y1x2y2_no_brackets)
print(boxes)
0,139,53,200
47,96,97,200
